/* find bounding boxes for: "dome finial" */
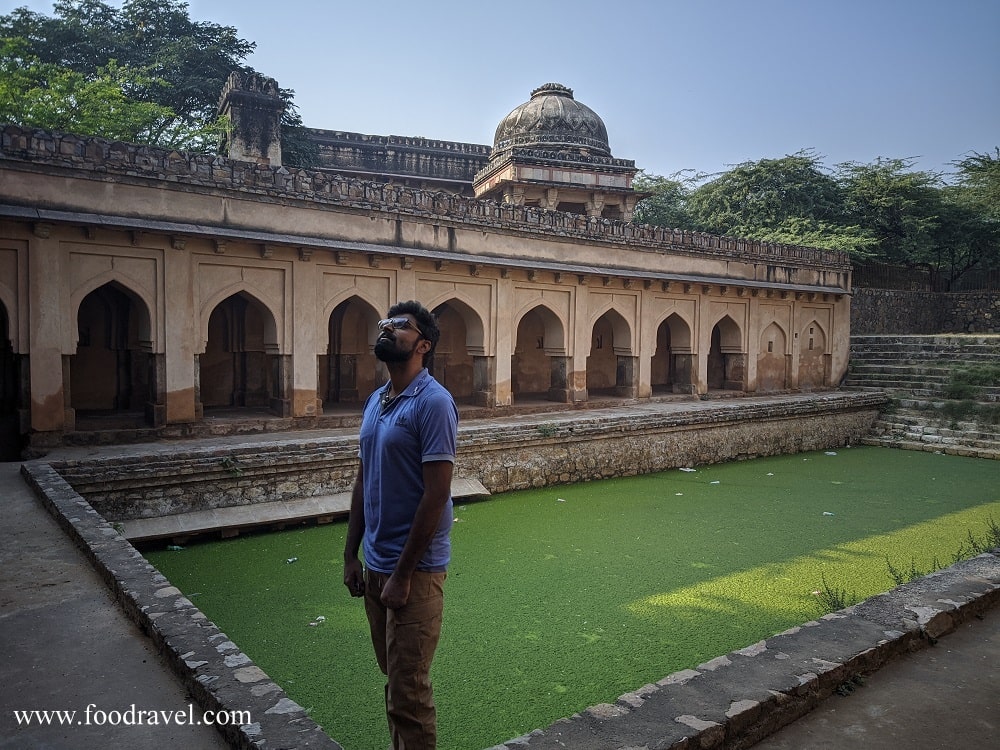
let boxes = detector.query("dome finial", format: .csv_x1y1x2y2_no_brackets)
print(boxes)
530,83,574,100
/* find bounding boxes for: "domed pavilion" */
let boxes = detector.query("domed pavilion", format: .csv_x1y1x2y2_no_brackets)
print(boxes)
473,83,642,221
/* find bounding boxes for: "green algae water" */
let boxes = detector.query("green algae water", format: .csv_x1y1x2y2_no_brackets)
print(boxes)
147,446,1000,750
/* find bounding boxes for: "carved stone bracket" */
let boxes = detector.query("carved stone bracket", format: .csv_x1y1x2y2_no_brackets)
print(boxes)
214,240,226,255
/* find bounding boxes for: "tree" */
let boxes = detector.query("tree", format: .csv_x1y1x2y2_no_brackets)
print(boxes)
837,158,944,266
685,151,846,236
929,149,1000,289
0,1,314,163
0,37,220,147
632,170,698,228
952,149,1000,224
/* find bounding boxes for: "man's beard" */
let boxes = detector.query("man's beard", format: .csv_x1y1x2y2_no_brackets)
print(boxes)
374,334,416,363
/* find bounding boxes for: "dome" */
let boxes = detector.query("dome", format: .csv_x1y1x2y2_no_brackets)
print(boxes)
493,83,611,157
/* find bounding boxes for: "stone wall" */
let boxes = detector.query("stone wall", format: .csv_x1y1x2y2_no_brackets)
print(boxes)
851,288,1000,334
51,393,885,521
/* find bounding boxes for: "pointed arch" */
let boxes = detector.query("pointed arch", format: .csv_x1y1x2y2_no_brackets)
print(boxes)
512,300,566,354
321,295,382,407
70,282,156,423
426,293,487,354
587,308,635,395
798,318,829,390
199,283,281,355
199,291,282,410
71,275,154,353
652,312,696,394
512,303,568,401
708,315,746,391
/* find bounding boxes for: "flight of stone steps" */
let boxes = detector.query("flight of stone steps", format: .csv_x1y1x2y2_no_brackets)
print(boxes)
841,334,1000,459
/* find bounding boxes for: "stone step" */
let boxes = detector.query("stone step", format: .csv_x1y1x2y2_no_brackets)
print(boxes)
851,334,1000,344
875,426,1000,445
859,434,1000,460
848,364,963,377
848,353,1000,365
847,334,1000,459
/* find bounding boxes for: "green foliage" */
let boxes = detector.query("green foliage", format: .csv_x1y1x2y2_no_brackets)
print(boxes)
633,148,999,287
0,0,315,162
686,150,846,236
0,37,223,147
813,572,857,613
942,364,1000,401
632,170,699,228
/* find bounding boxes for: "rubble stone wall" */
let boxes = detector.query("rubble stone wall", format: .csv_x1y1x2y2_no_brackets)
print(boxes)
852,288,1000,334
52,394,884,521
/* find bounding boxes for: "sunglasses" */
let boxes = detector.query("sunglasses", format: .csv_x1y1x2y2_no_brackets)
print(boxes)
377,317,423,336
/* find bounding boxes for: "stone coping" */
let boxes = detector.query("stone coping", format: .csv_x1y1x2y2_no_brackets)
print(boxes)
20,447,1000,750
20,462,341,750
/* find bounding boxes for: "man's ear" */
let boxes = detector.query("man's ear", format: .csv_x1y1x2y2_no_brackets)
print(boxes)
416,338,432,356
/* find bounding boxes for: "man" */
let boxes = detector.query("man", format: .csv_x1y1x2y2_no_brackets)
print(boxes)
343,300,459,750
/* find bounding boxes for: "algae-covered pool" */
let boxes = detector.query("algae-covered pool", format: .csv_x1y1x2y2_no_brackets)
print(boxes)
147,445,1000,750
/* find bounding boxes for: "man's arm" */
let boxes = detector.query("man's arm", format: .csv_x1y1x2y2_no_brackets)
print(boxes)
380,459,453,609
343,462,366,597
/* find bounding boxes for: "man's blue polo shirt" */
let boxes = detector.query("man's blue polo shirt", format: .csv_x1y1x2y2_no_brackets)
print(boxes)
359,368,458,574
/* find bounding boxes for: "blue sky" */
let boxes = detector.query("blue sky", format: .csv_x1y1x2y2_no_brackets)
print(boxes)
7,0,999,181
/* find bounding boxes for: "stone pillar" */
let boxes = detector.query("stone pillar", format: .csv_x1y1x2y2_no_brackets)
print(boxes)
270,353,292,416
145,352,166,427
586,193,605,218
547,355,571,403
336,354,359,402
27,226,69,435
193,354,204,419
673,354,697,394
218,71,285,166
724,353,747,391
615,355,638,398
61,355,75,431
472,355,494,407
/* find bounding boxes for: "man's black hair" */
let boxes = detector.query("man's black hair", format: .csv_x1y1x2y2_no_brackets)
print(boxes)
387,300,440,366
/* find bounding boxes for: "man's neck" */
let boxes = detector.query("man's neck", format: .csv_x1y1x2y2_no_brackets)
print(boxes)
385,361,424,396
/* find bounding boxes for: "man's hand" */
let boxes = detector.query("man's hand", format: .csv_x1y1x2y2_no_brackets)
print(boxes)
381,572,411,609
343,557,365,597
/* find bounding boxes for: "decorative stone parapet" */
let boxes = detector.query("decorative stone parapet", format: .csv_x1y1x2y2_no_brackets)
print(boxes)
0,125,851,275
